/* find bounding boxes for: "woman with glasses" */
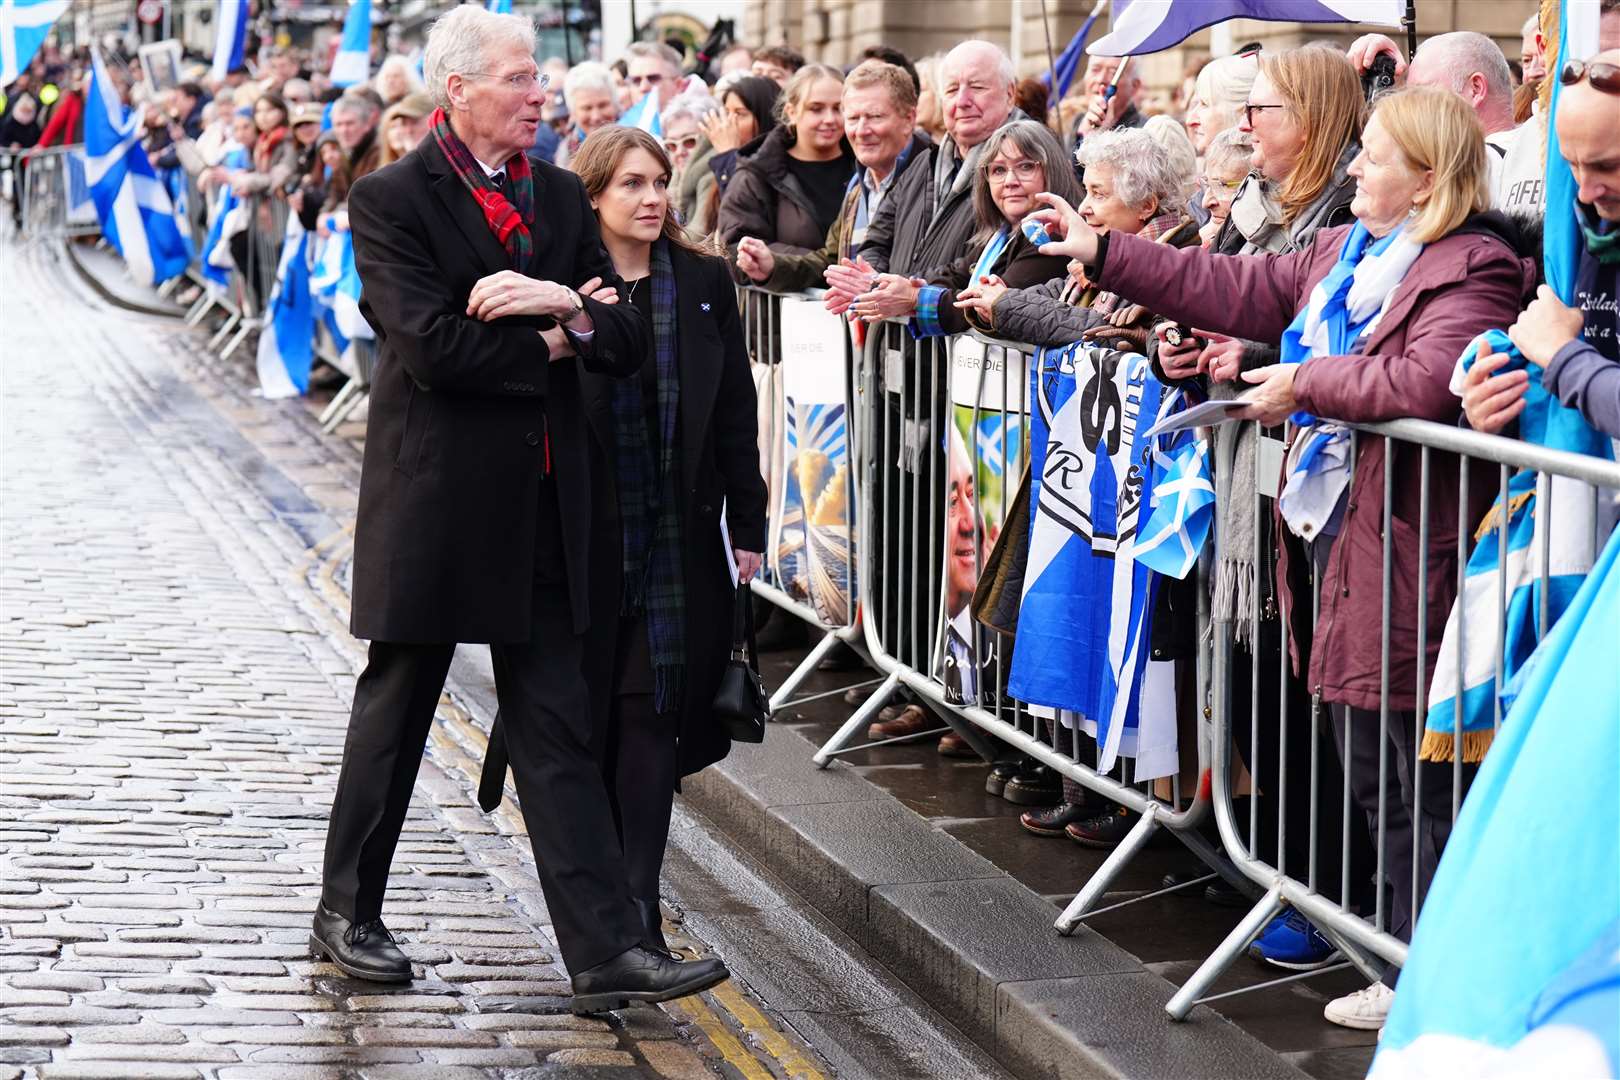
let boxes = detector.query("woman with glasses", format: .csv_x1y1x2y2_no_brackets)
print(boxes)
1030,85,1535,1031
657,93,717,228
846,119,1074,334
1198,128,1252,246
570,125,768,956
719,64,854,253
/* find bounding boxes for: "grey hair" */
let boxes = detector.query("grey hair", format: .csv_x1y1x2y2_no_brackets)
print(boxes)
1075,128,1184,212
944,40,1016,92
660,90,719,132
624,41,683,72
970,119,1083,240
422,5,536,111
1414,31,1513,103
377,55,423,90
1522,12,1539,37
563,61,618,112
331,93,378,121
1203,127,1254,177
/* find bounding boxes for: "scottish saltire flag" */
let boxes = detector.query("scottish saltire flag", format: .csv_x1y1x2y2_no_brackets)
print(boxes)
198,146,249,290
485,0,512,12
308,233,351,359
0,0,69,88
1135,392,1215,581
1371,527,1620,1080
329,0,372,88
314,226,373,343
1008,343,1165,773
208,0,248,84
1426,0,1614,763
620,88,663,137
83,49,189,287
1089,0,1401,56
1042,0,1108,98
256,219,315,399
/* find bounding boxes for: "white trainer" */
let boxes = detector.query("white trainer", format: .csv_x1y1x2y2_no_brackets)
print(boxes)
1324,981,1395,1030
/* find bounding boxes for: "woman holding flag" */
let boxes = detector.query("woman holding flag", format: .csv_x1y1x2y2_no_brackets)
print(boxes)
1029,84,1537,1029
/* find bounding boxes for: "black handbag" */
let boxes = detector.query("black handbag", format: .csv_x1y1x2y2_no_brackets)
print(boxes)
713,584,769,742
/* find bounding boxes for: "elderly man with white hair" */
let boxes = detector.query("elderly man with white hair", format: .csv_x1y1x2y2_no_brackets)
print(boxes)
311,5,729,1014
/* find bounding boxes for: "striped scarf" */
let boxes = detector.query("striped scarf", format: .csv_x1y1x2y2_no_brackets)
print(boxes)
611,240,686,714
427,107,534,270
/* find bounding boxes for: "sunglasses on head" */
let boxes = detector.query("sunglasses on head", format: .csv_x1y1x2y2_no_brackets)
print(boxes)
1559,59,1620,94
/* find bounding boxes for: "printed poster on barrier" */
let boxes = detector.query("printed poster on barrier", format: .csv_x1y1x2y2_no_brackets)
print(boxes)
775,296,854,628
939,335,1026,707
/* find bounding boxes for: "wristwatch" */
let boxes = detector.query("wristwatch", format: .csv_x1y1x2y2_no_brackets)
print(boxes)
563,287,585,320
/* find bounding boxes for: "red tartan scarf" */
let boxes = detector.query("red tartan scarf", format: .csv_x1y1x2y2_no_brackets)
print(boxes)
428,107,534,269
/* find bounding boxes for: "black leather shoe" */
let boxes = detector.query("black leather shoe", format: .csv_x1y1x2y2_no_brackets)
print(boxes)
1019,801,1095,837
1064,805,1134,848
985,760,1022,797
1003,763,1062,806
309,903,411,983
634,898,670,954
571,945,730,1015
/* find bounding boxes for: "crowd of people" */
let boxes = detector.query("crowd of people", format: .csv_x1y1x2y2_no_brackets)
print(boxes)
4,0,1617,1035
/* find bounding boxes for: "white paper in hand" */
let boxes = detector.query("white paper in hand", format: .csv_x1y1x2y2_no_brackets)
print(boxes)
1142,397,1252,439
720,498,738,586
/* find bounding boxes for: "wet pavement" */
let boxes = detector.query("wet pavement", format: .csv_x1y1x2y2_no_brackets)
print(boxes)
0,235,1007,1080
752,647,1380,1080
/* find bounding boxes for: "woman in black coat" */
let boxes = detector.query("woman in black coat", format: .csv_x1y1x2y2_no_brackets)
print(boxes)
572,126,768,951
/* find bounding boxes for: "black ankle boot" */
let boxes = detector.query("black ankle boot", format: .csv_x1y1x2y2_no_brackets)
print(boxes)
570,945,730,1015
634,897,669,954
309,902,411,983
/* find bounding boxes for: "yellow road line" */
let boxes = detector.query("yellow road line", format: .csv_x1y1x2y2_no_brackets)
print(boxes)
711,983,828,1079
669,993,776,1080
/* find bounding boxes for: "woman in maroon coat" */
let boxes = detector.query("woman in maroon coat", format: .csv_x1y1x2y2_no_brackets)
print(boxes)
1029,86,1536,1027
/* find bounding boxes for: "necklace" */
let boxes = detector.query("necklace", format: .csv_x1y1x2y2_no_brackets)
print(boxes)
625,275,646,302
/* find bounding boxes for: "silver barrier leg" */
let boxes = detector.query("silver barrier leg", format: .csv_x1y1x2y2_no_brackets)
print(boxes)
1164,884,1285,1020
768,628,842,715
1055,802,1164,934
812,671,900,768
207,312,240,351
318,379,360,427
219,319,256,361
324,391,369,433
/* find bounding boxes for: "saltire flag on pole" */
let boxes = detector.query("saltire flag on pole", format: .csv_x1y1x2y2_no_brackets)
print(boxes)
1423,0,1614,763
1369,526,1620,1080
485,0,513,12
208,0,248,84
199,145,249,291
619,88,663,137
1042,0,1109,99
1088,0,1402,56
256,218,315,399
329,0,373,88
83,48,190,287
0,0,69,88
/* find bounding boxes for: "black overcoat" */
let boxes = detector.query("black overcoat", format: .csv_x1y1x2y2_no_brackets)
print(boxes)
346,136,647,643
580,246,768,777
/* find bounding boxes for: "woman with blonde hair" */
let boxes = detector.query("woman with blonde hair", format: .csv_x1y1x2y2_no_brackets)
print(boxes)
1184,51,1261,157
375,92,434,167
1030,84,1535,1031
913,54,947,142
719,63,854,252
569,126,768,954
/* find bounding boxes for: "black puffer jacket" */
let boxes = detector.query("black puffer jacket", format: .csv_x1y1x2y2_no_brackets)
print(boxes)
718,125,855,254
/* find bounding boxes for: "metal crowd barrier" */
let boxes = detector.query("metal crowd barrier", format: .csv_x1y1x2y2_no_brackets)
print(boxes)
806,317,1232,932
11,144,99,241
1167,418,1620,1018
737,285,878,716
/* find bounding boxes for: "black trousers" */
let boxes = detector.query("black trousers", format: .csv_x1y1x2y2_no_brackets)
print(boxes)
321,483,643,976
596,615,678,902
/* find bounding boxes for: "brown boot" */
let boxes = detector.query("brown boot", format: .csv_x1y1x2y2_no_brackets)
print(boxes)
937,731,978,758
866,704,936,741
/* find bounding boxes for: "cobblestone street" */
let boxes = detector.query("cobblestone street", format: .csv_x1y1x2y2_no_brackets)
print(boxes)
0,241,808,1079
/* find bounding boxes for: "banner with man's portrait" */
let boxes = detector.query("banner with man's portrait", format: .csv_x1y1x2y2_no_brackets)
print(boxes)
939,336,1027,706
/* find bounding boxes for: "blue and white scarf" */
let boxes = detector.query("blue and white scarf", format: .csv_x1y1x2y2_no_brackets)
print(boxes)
1275,220,1424,538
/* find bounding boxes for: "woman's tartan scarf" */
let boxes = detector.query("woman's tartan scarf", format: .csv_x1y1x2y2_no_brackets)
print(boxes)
428,107,534,270
611,239,686,715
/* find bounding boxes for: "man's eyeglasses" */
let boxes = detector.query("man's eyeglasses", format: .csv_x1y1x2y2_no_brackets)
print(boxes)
1242,102,1286,126
629,73,666,87
664,135,700,153
1559,59,1620,94
464,71,549,93
986,159,1042,183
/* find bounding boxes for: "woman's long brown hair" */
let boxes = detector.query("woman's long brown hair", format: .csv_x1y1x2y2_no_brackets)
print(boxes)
570,124,709,256
1262,47,1364,223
